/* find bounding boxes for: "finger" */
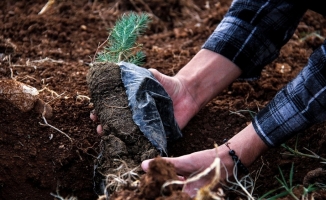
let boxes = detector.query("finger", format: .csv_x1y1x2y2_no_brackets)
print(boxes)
148,68,178,97
148,68,159,74
90,113,97,121
142,157,187,177
177,175,185,181
97,124,103,135
148,68,162,81
90,110,98,121
141,159,153,172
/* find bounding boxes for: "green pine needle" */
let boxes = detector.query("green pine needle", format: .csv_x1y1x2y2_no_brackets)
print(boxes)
96,12,150,66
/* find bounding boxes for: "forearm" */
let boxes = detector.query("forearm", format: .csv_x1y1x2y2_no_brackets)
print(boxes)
175,49,241,110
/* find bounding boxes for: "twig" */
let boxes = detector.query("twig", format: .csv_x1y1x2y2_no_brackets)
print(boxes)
92,38,109,63
229,109,257,118
30,57,64,64
38,92,73,142
75,92,90,102
39,116,73,142
39,0,56,15
38,86,62,98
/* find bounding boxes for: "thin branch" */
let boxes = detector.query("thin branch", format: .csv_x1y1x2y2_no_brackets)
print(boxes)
39,116,73,142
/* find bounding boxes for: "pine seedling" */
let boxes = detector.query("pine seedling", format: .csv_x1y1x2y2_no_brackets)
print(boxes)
96,12,150,66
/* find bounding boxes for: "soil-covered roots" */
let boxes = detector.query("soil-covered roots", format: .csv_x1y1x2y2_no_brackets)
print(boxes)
106,157,191,200
87,62,159,195
104,147,225,200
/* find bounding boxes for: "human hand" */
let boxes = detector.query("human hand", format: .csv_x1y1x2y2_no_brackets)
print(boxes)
149,68,200,129
141,123,269,197
141,148,231,197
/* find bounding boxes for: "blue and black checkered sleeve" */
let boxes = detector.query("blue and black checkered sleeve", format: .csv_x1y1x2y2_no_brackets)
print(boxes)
202,0,307,79
253,42,326,147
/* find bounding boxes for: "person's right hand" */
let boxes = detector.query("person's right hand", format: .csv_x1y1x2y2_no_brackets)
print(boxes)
141,148,223,197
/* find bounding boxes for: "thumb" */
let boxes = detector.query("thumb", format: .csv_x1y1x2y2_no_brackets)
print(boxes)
148,68,181,98
148,68,163,81
141,159,153,172
141,157,177,172
149,68,173,86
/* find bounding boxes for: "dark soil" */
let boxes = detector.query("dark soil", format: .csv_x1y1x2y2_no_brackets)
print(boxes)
1,0,326,199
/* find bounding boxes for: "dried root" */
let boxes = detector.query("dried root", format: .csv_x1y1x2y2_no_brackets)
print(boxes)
39,0,56,15
50,186,78,200
98,159,140,199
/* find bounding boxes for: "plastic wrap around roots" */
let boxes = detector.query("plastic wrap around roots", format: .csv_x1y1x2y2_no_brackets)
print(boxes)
119,61,182,155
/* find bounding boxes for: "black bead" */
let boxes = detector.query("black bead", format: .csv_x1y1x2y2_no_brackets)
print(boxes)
226,147,250,175
239,163,249,174
229,150,236,156
232,155,238,161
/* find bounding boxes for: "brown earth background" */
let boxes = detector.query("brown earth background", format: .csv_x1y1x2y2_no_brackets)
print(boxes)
1,0,326,199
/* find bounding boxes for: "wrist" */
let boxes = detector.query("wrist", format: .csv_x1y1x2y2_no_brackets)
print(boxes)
218,123,269,179
175,49,241,110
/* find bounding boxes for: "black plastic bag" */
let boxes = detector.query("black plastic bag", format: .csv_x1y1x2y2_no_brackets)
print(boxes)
119,61,182,155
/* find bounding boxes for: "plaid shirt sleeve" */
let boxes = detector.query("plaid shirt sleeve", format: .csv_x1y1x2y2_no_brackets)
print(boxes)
253,43,326,147
202,0,326,147
202,0,307,79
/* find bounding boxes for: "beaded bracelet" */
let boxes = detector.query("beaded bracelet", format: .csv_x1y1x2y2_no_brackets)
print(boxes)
223,139,249,175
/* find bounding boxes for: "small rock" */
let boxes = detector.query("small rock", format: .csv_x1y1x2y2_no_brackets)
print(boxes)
80,25,87,30
275,63,292,74
303,168,326,187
